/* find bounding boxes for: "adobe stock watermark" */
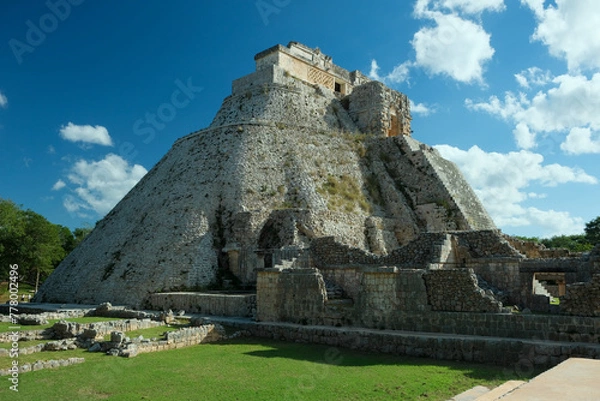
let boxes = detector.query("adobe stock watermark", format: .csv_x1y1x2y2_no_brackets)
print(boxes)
118,77,203,161
8,0,86,65
6,264,21,392
256,0,291,26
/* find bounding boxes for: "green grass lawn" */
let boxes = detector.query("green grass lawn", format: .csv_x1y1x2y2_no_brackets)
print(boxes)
0,337,531,401
0,339,47,351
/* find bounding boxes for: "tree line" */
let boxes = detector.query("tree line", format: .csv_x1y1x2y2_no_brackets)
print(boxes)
0,198,92,290
515,217,600,252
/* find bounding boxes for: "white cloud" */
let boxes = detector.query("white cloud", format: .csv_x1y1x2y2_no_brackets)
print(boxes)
512,122,536,150
369,60,382,81
416,0,505,16
435,144,596,235
370,0,503,86
369,59,412,84
0,92,7,108
467,73,600,149
62,154,147,216
514,67,553,89
387,61,413,84
522,0,600,71
52,180,66,191
59,122,113,147
412,12,495,84
410,100,435,116
561,127,600,155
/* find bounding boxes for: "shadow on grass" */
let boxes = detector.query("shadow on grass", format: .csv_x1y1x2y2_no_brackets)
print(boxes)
214,337,538,382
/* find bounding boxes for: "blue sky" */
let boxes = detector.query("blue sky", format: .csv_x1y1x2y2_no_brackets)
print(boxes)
1,0,598,238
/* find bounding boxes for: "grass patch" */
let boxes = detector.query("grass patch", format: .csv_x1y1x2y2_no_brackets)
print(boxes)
0,282,35,304
318,175,371,213
0,347,92,369
0,339,47,350
342,132,368,158
0,337,533,400
104,325,180,342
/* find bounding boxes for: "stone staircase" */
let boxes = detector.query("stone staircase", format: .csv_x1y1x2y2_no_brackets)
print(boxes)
323,279,354,326
532,277,555,302
448,381,526,401
449,358,600,400
429,234,457,269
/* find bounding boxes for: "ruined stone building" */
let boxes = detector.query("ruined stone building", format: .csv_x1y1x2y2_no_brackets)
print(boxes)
35,43,599,329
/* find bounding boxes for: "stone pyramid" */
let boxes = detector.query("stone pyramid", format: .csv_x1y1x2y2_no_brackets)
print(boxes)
35,42,495,306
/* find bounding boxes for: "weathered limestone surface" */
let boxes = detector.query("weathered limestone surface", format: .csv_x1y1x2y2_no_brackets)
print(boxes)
35,42,496,307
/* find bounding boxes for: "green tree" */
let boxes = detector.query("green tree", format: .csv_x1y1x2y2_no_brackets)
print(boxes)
0,199,26,280
19,210,65,290
0,199,83,289
585,216,600,246
58,225,76,255
540,235,593,253
72,226,92,248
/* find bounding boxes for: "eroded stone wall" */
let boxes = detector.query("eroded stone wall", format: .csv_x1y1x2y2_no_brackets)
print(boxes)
423,269,503,313
348,81,411,137
257,266,433,328
311,230,520,269
355,268,430,329
148,292,256,317
562,274,600,317
256,268,327,324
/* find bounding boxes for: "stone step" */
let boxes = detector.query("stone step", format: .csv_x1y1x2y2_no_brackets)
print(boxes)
532,278,553,299
474,380,526,401
447,385,490,401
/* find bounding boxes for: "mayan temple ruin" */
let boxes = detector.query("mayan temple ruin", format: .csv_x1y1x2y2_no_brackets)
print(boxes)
35,43,599,354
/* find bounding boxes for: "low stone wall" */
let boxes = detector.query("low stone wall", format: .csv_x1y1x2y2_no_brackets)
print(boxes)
0,329,52,342
216,320,600,369
52,319,164,340
380,311,600,343
105,324,225,357
0,339,78,356
90,303,159,320
0,358,85,376
0,305,91,319
562,275,600,317
423,269,502,313
147,292,256,317
0,318,163,342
